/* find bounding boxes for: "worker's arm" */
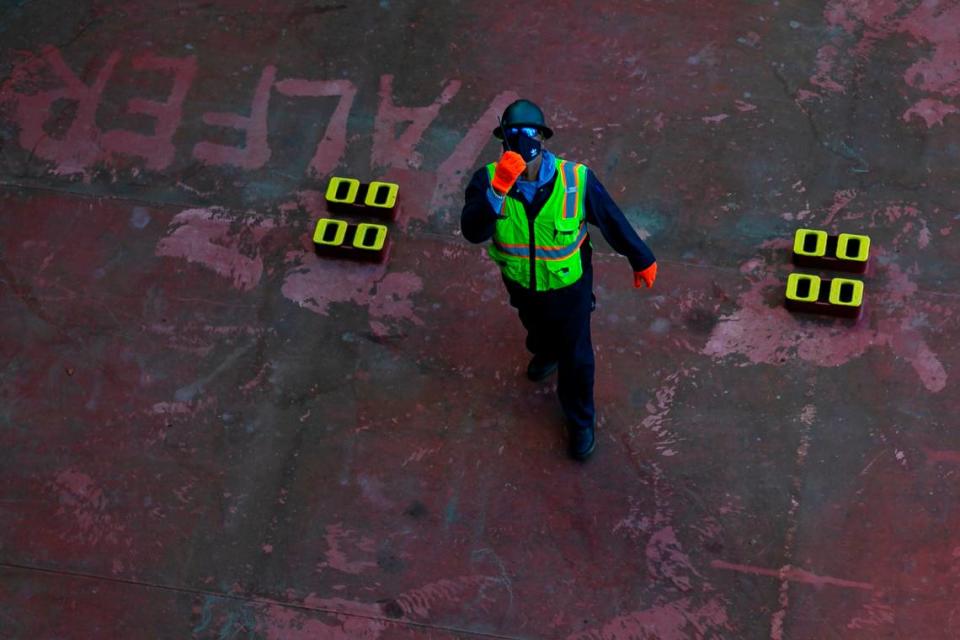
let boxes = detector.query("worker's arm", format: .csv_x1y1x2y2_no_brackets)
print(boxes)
584,169,656,272
460,168,503,243
461,153,526,243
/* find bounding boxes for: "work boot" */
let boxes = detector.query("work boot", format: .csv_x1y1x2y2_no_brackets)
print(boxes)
568,417,596,461
526,354,558,382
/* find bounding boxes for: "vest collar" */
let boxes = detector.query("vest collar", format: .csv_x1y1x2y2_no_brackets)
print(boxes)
514,150,558,190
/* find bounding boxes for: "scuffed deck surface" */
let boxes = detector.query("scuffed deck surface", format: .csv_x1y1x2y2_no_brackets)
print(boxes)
2,2,960,638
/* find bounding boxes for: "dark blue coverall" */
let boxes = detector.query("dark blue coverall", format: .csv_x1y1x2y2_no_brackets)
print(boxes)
460,154,655,430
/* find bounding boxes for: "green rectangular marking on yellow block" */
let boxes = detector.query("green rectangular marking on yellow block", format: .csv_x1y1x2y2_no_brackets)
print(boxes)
828,278,864,307
836,233,870,262
793,228,828,257
786,273,822,302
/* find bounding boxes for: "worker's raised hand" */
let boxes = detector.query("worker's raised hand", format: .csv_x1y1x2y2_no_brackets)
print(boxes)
491,151,526,195
634,262,658,289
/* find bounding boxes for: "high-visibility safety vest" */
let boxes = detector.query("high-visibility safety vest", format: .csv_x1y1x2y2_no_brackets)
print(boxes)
486,157,589,291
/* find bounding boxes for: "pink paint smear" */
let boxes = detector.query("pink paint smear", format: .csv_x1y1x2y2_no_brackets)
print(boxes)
568,597,729,640
316,523,377,575
812,1,960,127
255,604,384,640
156,207,275,291
712,560,873,590
703,251,947,393
281,249,423,336
50,470,128,548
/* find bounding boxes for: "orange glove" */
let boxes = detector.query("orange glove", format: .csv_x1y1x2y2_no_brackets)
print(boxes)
491,151,526,195
634,262,657,289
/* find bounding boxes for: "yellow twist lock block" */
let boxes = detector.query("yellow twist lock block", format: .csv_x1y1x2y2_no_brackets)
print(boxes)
836,233,870,263
785,273,821,302
325,176,399,220
312,217,391,263
827,277,864,307
784,273,864,320
364,181,399,209
791,228,871,274
325,177,361,205
793,229,828,257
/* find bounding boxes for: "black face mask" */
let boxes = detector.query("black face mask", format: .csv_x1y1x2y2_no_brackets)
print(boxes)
503,133,542,162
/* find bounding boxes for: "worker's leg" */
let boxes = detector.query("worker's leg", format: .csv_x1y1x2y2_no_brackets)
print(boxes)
549,274,595,431
504,278,555,360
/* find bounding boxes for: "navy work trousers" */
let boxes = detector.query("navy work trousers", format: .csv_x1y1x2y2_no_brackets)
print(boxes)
503,268,595,430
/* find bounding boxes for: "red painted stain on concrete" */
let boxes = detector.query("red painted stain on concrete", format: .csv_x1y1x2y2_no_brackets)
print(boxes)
635,367,697,458
903,98,960,127
769,406,815,640
701,113,729,124
253,576,508,635
711,560,874,590
846,600,896,630
812,0,960,126
372,75,461,171
703,246,948,393
316,523,377,575
922,447,960,465
817,199,933,253
567,597,730,640
646,526,702,592
612,496,653,542
298,594,382,618
431,90,520,214
50,470,127,547
602,449,732,636
899,1,960,98
652,112,667,132
825,189,858,225
401,445,442,467
281,250,423,335
156,207,275,291
810,44,846,94
150,401,193,415
101,53,198,170
1,44,518,201
394,575,504,620
239,362,271,392
255,604,384,640
795,88,823,103
0,46,198,176
273,77,357,178
193,65,276,169
823,0,902,34
378,168,439,229
3,46,120,177
796,449,960,638
0,46,354,177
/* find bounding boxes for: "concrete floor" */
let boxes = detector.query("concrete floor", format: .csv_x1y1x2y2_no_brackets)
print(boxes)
2,1,960,638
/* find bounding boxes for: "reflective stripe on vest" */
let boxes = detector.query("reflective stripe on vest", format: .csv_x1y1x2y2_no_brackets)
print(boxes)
492,223,587,261
558,160,581,221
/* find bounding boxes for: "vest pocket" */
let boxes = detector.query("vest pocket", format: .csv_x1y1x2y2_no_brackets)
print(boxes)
555,216,580,234
544,256,583,289
498,255,527,287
